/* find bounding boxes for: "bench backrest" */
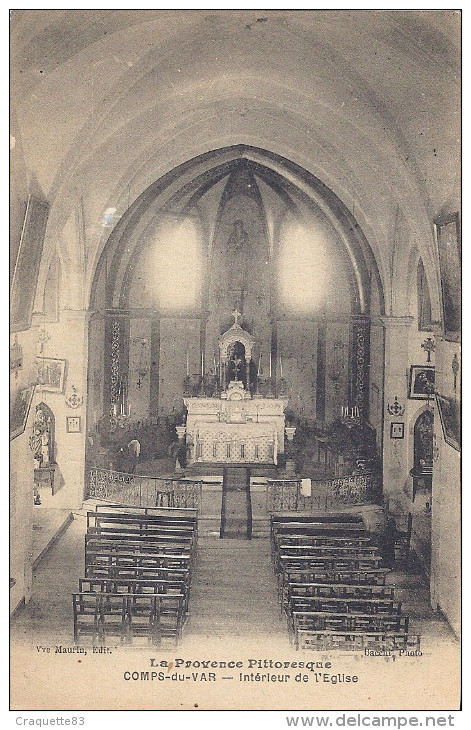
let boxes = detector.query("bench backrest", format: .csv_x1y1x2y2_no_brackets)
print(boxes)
287,582,395,600
292,611,408,632
288,595,401,614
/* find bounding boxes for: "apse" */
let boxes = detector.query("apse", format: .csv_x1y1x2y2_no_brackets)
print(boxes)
88,151,373,434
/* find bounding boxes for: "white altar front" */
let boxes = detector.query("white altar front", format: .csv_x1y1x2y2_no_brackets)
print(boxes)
184,381,287,465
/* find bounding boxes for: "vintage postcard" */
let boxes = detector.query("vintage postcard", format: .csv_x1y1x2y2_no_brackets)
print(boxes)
10,9,461,714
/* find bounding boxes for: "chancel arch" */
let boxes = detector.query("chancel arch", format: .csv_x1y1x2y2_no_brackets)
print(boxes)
87,148,383,439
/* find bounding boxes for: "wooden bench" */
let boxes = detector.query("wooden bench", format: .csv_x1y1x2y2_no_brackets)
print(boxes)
287,595,401,616
271,533,373,561
91,506,198,530
277,554,384,572
278,567,390,602
95,504,198,517
271,523,367,554
73,592,185,645
85,563,190,586
274,534,372,548
291,611,408,637
87,512,198,535
87,525,196,546
271,512,364,523
287,582,395,600
79,577,190,612
294,628,420,652
84,551,191,576
85,534,194,552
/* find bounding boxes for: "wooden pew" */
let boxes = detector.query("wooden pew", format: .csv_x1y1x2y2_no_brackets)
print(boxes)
277,554,384,572
271,513,364,523
271,533,373,562
95,504,198,518
287,582,395,601
91,507,198,532
85,563,190,587
84,550,191,577
278,567,391,604
293,627,420,652
274,534,372,548
79,577,189,611
87,524,195,540
291,611,408,640
85,534,193,553
73,592,185,645
287,595,401,616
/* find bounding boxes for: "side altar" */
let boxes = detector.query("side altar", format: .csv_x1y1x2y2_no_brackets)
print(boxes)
184,381,287,465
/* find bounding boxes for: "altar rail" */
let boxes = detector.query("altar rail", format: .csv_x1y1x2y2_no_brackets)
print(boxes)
266,473,381,513
88,469,202,511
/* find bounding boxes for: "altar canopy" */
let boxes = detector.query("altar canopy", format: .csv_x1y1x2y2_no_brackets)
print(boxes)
184,381,287,464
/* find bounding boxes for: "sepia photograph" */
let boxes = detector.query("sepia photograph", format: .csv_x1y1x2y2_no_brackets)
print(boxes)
9,8,461,715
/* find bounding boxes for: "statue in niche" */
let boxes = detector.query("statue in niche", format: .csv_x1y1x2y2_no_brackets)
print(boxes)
227,341,247,387
29,404,55,467
227,219,249,291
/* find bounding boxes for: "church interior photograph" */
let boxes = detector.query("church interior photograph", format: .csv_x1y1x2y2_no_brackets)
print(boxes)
10,10,461,710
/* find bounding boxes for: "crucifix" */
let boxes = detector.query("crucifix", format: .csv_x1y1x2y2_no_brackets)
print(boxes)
231,354,242,380
37,328,50,356
232,308,242,326
421,337,435,363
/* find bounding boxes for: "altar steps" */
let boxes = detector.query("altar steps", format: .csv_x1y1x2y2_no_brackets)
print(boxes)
220,466,253,539
191,462,277,478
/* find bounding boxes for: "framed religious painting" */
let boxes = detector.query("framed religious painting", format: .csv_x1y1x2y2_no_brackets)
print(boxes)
36,357,67,392
436,393,460,451
10,384,36,440
434,212,461,341
409,365,435,400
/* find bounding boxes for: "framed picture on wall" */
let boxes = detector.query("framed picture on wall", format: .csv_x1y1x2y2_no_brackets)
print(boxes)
434,212,461,342
390,422,404,439
10,384,36,440
436,393,460,451
66,416,81,433
408,365,435,399
36,358,67,393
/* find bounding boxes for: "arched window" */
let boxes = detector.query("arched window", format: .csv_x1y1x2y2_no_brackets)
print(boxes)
417,259,432,331
278,220,332,312
151,217,202,309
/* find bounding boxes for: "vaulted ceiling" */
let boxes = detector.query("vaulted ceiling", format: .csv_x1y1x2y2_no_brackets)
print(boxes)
10,10,460,316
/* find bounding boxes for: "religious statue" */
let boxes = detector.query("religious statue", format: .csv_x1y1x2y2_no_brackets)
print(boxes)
227,219,249,290
227,342,247,386
29,406,53,467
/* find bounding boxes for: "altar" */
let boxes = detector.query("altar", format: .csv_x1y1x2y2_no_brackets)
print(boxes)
184,381,287,465
181,311,289,465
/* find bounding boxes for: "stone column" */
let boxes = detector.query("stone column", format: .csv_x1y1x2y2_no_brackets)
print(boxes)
380,316,414,506
351,315,371,421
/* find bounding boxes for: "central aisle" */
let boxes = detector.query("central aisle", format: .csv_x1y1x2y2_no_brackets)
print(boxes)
186,536,286,638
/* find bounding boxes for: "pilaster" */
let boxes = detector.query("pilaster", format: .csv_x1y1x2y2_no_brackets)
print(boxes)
381,316,414,503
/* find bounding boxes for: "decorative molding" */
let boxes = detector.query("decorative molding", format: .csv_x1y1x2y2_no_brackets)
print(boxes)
65,385,83,409
387,396,406,417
